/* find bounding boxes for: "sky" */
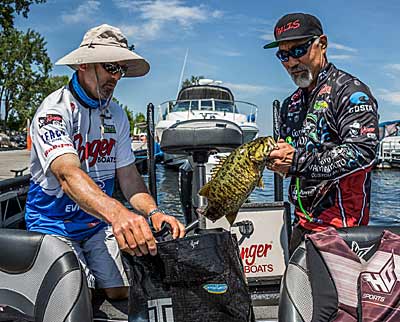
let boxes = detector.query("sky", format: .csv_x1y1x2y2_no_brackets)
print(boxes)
12,0,400,135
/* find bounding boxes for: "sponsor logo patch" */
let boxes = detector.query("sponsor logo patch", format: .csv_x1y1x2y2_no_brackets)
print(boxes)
74,133,116,167
38,114,63,128
351,241,375,260
147,298,174,322
103,124,116,133
40,129,67,144
203,284,228,294
318,84,332,95
362,253,397,294
349,92,373,113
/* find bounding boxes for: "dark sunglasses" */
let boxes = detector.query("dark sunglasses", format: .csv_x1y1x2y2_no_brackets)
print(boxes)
276,37,318,62
101,62,128,77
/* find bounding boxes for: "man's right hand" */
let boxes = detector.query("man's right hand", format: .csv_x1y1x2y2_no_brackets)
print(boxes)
110,208,157,257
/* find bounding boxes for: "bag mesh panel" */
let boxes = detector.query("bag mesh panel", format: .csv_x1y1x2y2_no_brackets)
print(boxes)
286,264,313,322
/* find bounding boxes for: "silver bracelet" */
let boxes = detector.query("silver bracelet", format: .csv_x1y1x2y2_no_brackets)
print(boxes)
147,207,165,222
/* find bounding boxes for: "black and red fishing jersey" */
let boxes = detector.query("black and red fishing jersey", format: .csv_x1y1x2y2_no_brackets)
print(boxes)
279,63,379,231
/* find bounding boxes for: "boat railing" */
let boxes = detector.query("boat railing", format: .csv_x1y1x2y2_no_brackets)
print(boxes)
157,99,258,123
379,139,400,163
0,174,30,228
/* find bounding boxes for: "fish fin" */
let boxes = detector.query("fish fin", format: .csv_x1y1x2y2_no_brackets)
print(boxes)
209,166,221,180
210,155,228,180
198,182,211,197
215,154,228,162
257,177,264,189
226,212,238,226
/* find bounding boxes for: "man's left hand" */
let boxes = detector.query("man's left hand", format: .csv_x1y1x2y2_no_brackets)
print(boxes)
268,139,295,174
150,212,186,239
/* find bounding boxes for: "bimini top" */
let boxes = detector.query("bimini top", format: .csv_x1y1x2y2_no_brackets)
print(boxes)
379,119,400,139
177,85,234,102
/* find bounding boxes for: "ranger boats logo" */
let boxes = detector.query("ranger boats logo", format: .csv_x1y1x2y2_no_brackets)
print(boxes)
363,253,397,294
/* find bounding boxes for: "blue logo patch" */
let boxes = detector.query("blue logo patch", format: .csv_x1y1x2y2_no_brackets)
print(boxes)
203,284,228,294
350,92,370,105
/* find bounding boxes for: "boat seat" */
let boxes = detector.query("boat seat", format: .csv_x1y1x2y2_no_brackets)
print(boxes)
278,226,400,322
160,119,243,154
0,229,92,322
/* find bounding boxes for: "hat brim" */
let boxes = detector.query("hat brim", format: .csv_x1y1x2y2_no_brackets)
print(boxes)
263,34,316,49
55,45,150,77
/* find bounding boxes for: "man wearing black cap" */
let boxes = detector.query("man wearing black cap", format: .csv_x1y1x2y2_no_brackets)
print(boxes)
265,13,379,254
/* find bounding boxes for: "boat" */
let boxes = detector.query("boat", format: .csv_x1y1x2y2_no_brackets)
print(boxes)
1,103,397,322
155,79,259,167
376,120,400,168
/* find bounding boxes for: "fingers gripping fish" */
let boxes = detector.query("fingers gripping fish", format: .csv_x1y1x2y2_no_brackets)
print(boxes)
198,136,278,225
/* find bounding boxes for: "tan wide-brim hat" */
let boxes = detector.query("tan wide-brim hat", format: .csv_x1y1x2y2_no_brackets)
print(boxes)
56,24,150,78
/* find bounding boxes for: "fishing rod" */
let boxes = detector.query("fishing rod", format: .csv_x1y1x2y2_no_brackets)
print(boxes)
146,103,157,203
273,99,284,202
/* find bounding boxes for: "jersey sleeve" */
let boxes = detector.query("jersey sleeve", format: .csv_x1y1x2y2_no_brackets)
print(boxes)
290,80,379,180
115,107,135,169
31,95,78,175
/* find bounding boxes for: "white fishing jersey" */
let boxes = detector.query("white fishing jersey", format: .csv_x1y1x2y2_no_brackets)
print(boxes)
25,85,135,240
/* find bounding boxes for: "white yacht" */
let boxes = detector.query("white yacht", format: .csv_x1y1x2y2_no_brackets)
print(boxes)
155,80,259,166
377,120,400,168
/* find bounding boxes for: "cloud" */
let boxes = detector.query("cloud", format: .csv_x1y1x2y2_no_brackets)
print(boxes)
114,0,222,40
329,54,353,60
385,64,400,72
214,50,242,57
329,42,357,52
223,82,266,94
377,89,400,104
260,33,274,41
61,0,101,24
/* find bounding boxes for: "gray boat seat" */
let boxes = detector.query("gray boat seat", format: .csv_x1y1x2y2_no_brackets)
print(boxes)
160,119,243,154
278,226,400,322
0,229,92,322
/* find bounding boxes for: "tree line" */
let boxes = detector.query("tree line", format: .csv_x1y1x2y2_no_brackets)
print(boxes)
0,1,143,135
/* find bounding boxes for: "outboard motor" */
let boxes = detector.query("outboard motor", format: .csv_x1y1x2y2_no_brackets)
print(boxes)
179,160,195,225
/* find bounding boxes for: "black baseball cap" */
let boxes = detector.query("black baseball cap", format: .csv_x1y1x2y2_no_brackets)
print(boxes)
264,13,323,49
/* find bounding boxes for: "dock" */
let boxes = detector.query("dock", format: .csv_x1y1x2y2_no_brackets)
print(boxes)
0,149,30,180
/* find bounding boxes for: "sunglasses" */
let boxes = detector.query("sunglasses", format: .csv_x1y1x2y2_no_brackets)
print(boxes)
101,62,128,77
276,37,318,62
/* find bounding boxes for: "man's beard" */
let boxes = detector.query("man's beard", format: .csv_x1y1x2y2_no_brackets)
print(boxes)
289,64,314,88
99,82,116,99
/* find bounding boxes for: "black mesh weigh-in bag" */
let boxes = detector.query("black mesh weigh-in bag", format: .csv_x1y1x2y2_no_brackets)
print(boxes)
123,228,254,322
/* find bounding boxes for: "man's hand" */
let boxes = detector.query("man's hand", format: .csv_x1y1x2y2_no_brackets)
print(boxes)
268,139,296,174
110,208,157,257
150,212,186,239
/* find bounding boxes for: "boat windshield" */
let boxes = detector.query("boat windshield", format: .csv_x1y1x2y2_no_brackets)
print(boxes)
171,101,190,112
200,100,213,110
169,99,240,113
215,101,236,113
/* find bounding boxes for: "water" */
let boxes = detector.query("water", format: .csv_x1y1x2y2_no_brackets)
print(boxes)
145,164,400,226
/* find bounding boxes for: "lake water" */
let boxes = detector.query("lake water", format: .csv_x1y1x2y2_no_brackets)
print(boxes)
145,165,400,226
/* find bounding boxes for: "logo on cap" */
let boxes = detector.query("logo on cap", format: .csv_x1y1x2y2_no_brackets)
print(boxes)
275,19,301,36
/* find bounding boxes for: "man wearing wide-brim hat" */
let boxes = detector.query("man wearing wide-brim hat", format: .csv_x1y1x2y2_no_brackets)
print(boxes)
25,24,185,300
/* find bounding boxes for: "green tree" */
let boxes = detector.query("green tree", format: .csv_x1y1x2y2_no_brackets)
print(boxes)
113,98,146,135
123,105,135,135
0,0,47,31
0,28,55,130
181,75,204,88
